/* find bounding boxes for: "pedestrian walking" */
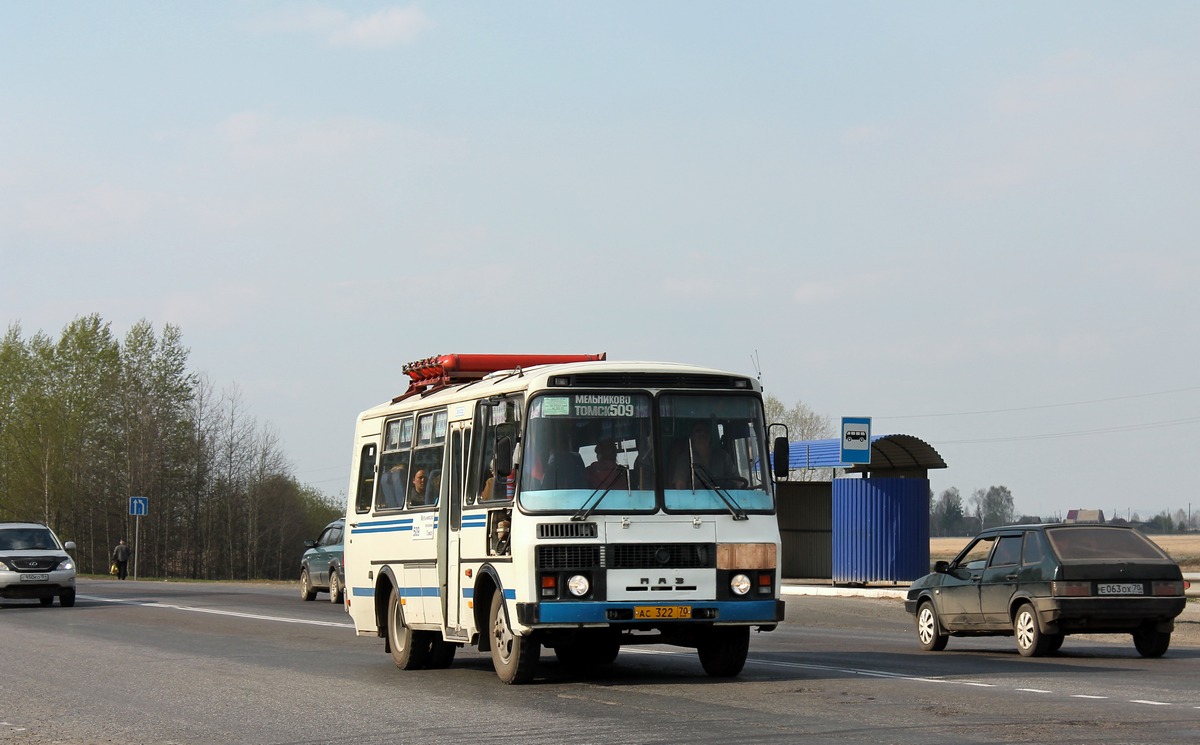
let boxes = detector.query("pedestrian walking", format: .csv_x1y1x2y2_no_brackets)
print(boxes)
112,538,131,580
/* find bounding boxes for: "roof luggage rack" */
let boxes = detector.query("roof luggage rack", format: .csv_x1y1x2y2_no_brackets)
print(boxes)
394,353,606,402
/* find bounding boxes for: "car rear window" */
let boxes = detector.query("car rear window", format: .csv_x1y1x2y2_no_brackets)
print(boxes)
1045,527,1168,561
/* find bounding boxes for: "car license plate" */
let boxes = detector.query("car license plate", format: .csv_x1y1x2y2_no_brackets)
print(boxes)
1097,583,1143,595
20,574,50,582
634,605,691,620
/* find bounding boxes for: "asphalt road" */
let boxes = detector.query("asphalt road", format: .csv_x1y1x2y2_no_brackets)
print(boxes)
2,579,1198,744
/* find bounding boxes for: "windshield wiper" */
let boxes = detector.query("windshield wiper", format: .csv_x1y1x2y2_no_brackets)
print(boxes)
691,464,748,521
571,466,631,522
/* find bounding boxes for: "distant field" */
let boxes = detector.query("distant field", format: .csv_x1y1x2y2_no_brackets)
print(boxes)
931,534,1200,571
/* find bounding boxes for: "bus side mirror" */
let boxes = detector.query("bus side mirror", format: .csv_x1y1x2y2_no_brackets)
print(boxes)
495,436,513,477
773,436,789,479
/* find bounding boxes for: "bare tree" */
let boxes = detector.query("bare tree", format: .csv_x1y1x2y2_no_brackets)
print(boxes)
764,394,835,481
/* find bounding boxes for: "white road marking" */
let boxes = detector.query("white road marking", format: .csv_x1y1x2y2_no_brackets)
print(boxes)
79,595,354,628
627,651,1199,712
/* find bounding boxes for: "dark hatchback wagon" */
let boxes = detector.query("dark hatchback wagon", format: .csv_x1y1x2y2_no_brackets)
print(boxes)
905,523,1187,658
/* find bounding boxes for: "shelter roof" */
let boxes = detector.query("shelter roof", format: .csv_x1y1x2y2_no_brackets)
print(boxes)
788,434,947,472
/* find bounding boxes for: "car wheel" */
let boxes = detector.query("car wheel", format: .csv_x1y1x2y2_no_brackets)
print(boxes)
917,601,948,651
59,589,76,608
387,586,432,670
328,570,342,604
696,626,750,677
1045,633,1065,653
1014,603,1050,657
1133,628,1171,658
300,568,317,601
490,589,538,684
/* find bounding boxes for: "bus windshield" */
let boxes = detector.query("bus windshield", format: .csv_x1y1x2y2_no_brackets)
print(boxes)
518,391,773,514
659,393,773,513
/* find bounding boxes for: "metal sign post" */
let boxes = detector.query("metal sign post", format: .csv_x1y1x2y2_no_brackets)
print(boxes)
129,497,149,580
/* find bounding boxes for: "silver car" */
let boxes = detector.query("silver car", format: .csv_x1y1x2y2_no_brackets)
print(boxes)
0,522,77,607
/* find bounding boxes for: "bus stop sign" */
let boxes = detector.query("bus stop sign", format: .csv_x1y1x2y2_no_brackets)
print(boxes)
840,417,872,465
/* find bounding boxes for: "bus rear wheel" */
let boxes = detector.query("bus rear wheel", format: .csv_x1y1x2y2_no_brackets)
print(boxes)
388,587,432,670
490,590,538,684
696,626,750,677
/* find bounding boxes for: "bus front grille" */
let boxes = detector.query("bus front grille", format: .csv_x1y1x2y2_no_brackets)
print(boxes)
536,545,603,570
536,543,718,570
608,543,715,569
537,522,598,539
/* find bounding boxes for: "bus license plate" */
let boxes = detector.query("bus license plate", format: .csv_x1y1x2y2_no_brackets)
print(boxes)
20,574,50,582
634,605,691,620
1097,583,1143,595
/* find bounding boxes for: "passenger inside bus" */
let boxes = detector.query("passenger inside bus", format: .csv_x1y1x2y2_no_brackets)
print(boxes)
481,463,516,501
670,421,737,489
585,439,628,490
408,468,428,506
426,469,441,505
541,449,586,489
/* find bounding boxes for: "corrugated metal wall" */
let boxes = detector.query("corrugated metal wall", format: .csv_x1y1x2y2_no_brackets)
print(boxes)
831,478,929,584
777,481,832,578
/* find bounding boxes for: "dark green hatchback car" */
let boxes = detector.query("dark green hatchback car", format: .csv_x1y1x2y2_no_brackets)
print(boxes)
300,518,344,604
905,523,1187,657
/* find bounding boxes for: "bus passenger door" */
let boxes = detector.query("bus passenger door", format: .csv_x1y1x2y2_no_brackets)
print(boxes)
438,424,467,635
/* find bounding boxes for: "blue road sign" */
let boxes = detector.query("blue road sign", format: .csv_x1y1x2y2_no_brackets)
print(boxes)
840,417,872,465
130,496,149,516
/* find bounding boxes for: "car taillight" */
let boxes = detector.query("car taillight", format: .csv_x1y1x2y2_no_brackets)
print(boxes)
1051,581,1091,597
1152,581,1184,596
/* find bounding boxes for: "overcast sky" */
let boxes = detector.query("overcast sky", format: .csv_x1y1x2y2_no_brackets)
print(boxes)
4,2,1198,522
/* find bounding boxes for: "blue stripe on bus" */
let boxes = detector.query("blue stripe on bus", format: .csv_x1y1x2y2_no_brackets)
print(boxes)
535,600,781,624
350,587,517,600
462,587,516,600
353,524,414,534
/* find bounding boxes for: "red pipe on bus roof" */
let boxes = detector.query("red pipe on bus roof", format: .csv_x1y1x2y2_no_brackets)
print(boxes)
436,353,606,373
395,353,607,401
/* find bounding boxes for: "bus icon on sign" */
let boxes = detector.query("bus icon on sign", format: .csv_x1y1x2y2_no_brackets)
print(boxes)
845,430,868,442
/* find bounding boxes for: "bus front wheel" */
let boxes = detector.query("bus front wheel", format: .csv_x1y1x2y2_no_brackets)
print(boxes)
696,626,749,677
489,590,538,684
388,587,432,670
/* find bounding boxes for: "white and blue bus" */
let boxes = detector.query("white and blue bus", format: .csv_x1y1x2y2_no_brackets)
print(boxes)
343,354,789,683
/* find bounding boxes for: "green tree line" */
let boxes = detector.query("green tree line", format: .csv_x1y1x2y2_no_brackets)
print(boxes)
0,315,340,580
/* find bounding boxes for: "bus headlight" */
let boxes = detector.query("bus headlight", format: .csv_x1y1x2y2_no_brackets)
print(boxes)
730,573,752,596
567,574,590,597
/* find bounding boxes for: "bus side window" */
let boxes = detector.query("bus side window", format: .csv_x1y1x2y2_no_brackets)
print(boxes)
354,444,377,514
377,417,413,510
409,410,447,508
